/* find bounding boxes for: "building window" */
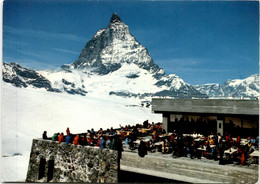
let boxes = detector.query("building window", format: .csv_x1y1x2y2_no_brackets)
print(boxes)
38,158,46,180
219,123,221,129
47,160,54,182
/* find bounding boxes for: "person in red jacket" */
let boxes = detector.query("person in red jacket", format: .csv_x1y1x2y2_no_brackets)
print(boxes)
74,134,79,145
58,133,64,143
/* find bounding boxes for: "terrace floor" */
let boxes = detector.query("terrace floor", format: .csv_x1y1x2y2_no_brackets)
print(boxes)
120,145,258,183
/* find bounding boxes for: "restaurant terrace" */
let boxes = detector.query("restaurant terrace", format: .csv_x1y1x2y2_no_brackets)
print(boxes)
151,98,259,137
27,98,259,183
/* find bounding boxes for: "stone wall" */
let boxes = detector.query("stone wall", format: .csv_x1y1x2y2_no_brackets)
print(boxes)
26,139,118,183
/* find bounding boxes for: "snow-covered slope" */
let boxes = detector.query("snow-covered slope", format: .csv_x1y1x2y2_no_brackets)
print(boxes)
37,62,204,98
1,82,161,181
193,74,259,98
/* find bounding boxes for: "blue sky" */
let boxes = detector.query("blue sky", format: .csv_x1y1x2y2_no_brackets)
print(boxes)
3,0,259,85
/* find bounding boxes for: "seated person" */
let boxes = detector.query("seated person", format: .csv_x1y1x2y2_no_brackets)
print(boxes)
162,139,170,154
52,132,59,141
138,140,147,157
90,128,96,136
42,131,48,139
203,142,212,159
97,128,103,136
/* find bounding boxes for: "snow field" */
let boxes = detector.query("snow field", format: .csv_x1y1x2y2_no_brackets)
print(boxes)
1,83,161,181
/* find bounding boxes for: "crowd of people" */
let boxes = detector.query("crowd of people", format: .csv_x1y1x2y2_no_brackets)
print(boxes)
42,120,259,166
42,127,124,159
159,131,258,165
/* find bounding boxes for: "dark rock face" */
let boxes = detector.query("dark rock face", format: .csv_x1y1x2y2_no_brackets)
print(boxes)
64,87,87,96
153,89,207,99
27,77,52,89
109,88,207,99
61,78,87,96
126,74,139,79
2,62,56,90
110,12,122,23
62,79,74,86
94,63,122,75
155,79,173,88
109,91,139,98
2,62,89,96
3,75,28,88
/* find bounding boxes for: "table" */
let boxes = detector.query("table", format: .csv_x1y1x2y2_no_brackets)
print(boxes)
154,141,163,152
197,147,207,158
138,128,150,133
159,134,170,138
224,148,238,155
249,150,259,165
197,134,204,138
250,150,259,157
154,141,163,146
194,138,205,142
240,141,248,145
183,134,192,137
197,147,206,151
240,139,248,145
209,135,214,138
191,134,199,138
133,139,150,145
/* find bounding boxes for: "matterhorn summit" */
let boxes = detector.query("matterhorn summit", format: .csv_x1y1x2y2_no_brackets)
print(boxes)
71,13,160,75
110,12,122,23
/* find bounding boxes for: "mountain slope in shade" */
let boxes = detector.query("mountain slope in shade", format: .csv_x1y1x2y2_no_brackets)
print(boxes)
193,74,259,98
2,62,88,96
2,62,56,91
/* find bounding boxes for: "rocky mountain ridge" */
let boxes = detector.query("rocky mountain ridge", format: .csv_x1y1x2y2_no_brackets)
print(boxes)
193,74,259,99
2,13,258,99
2,62,88,96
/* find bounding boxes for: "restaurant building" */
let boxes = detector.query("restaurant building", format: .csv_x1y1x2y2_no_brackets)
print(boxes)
151,98,259,137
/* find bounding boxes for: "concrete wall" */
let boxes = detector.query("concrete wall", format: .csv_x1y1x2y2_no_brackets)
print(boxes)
121,152,258,183
152,98,259,116
26,139,118,183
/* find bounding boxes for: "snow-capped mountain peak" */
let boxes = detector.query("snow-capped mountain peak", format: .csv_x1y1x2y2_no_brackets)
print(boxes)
3,13,208,98
193,74,259,99
71,13,160,75
110,12,122,23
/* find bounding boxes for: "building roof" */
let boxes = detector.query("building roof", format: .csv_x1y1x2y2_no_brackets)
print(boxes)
151,98,259,116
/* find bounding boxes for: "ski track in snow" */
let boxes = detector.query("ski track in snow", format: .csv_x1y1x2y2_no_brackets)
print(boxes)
1,83,161,181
